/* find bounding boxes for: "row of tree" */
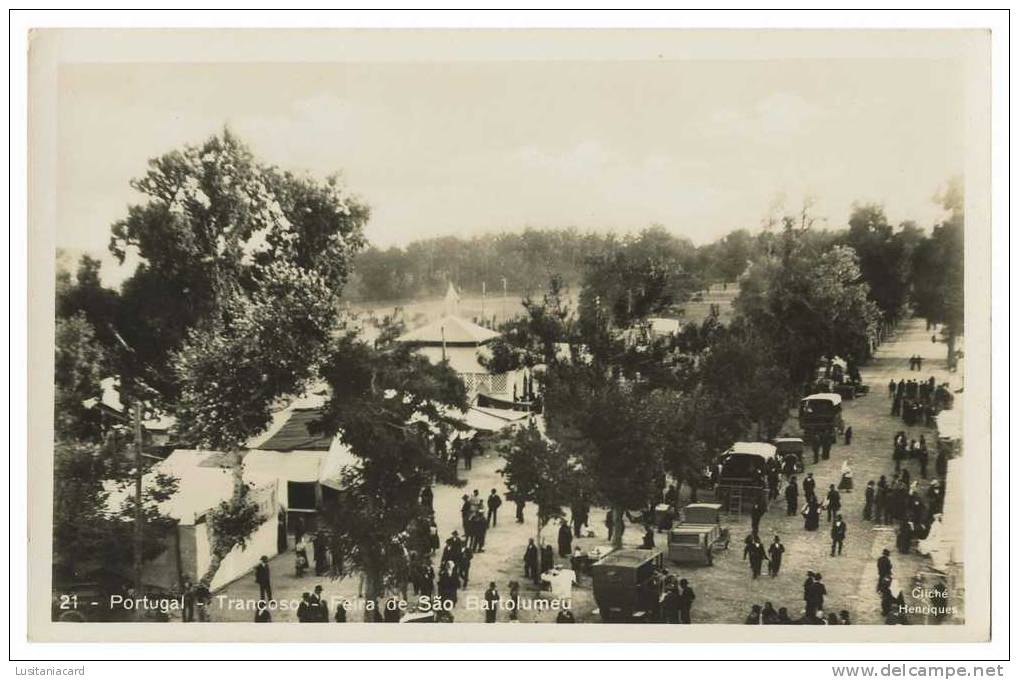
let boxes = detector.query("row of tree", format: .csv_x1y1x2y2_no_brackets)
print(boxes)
495,186,965,549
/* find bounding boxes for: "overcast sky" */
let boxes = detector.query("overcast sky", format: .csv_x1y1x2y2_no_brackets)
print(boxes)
57,58,964,284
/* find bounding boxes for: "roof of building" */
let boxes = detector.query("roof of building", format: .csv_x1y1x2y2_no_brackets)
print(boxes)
105,449,276,526
396,315,500,346
81,376,176,432
459,405,531,432
256,408,333,452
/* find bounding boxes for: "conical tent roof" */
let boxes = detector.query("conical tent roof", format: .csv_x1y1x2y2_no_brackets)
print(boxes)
396,315,500,346
444,281,461,316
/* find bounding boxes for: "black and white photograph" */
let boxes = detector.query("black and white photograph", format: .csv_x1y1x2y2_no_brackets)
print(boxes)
20,20,1000,654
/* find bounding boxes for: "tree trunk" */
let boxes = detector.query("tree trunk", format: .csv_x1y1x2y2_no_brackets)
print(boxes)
199,548,230,588
198,451,245,589
611,506,624,550
362,567,383,622
946,331,957,370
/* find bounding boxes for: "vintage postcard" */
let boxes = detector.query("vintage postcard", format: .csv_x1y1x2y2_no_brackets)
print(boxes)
26,27,992,644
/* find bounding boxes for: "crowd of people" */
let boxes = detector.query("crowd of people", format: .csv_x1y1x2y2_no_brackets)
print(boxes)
191,338,959,627
889,375,953,427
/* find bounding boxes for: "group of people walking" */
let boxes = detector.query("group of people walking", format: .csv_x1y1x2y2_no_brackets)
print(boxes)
742,533,786,578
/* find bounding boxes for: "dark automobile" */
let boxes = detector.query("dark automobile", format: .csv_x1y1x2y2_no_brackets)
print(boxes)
772,437,806,472
798,393,844,440
592,548,664,622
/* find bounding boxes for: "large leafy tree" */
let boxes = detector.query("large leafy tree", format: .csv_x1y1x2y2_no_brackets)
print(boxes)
107,129,369,587
698,324,797,441
735,221,881,386
53,440,178,586
109,129,368,398
54,313,110,442
696,228,755,284
314,335,467,621
912,179,965,365
56,253,121,348
497,420,575,544
543,363,666,549
578,226,700,338
842,204,921,323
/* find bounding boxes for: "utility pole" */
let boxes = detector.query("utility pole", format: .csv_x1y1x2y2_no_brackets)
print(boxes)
133,398,144,613
501,277,507,320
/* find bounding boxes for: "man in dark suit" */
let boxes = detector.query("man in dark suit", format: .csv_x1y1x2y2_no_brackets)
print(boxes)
487,489,502,527
826,485,842,523
255,555,272,601
785,477,799,516
811,574,827,615
483,582,500,623
660,584,681,624
876,549,893,592
677,579,695,624
743,535,768,579
830,514,847,556
803,571,816,618
750,500,765,536
767,536,785,577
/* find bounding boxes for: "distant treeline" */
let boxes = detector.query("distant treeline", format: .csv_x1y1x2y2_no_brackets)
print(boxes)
347,226,755,301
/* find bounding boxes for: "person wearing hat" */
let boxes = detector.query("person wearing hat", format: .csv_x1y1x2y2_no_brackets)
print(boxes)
768,535,785,577
830,514,847,556
677,578,695,623
877,549,893,592
483,582,500,623
254,555,272,601
802,571,815,617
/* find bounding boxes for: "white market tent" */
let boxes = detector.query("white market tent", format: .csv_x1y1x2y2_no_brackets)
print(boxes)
104,449,281,592
395,315,500,346
936,408,963,444
105,449,278,526
459,405,532,432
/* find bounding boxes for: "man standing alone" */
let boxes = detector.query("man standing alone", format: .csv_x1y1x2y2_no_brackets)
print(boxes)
785,477,799,516
876,549,893,592
255,555,272,602
487,489,502,527
750,500,765,536
677,579,695,624
826,484,842,523
830,514,847,556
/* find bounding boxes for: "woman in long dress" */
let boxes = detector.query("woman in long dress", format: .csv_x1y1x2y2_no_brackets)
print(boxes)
918,513,945,557
838,460,854,492
802,496,821,531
